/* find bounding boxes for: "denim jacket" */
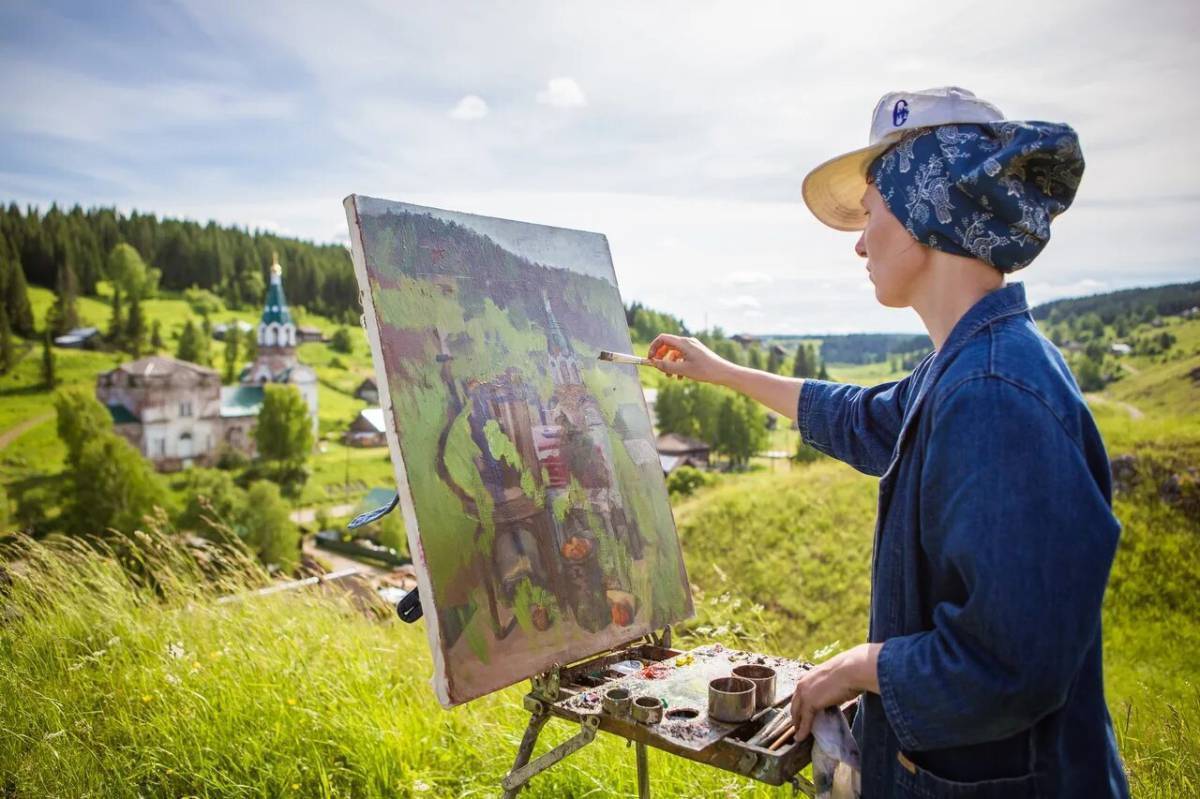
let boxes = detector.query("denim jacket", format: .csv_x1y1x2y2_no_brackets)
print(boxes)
798,283,1129,798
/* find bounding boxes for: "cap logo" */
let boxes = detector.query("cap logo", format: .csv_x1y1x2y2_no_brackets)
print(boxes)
892,99,909,127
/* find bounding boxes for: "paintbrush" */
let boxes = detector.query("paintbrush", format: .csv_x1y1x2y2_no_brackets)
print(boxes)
597,350,653,366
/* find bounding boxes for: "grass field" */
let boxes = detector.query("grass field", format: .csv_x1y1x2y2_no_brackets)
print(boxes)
1,305,1197,795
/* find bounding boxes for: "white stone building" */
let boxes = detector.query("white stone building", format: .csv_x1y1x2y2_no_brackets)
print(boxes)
97,255,318,470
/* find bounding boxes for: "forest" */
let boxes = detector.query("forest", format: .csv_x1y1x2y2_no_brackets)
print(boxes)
0,203,360,323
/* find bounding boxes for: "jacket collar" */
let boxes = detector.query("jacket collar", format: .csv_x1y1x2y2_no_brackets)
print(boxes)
883,282,1031,480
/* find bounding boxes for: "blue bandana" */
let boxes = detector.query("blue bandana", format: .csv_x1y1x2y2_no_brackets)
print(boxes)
868,122,1084,272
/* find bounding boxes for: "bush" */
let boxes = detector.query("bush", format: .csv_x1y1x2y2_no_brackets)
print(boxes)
330,327,353,354
666,466,712,497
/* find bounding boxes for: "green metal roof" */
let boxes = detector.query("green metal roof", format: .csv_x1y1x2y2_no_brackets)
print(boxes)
358,487,396,513
106,403,140,425
219,385,264,417
260,262,293,327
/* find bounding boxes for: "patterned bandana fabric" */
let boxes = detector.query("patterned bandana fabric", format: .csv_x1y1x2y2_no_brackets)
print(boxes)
867,121,1084,272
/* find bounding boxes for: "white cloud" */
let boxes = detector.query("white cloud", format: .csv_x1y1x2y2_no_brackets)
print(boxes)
719,295,762,309
536,77,587,109
719,271,774,286
449,95,489,121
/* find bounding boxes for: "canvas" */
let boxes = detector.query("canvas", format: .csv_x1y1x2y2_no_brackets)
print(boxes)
343,196,694,706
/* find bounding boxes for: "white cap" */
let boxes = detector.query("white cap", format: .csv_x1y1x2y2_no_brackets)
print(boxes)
801,87,1006,231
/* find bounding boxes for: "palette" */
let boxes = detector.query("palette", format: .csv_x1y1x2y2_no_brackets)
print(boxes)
557,643,812,752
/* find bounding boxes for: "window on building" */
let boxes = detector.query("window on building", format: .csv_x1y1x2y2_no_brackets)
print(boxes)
180,401,192,417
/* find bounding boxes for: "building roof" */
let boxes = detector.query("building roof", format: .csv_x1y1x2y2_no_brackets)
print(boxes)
358,487,396,513
220,385,264,417
114,355,219,378
358,407,386,433
656,432,710,455
106,403,140,425
260,254,293,327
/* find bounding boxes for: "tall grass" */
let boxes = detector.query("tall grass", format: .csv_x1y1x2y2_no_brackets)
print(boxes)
2,443,1198,796
0,530,795,798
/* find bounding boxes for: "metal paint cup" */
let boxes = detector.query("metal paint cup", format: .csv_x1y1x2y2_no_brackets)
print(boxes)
707,676,756,723
631,695,664,725
603,687,632,717
732,664,777,709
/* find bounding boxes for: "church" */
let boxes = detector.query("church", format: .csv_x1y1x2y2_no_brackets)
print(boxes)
97,255,319,471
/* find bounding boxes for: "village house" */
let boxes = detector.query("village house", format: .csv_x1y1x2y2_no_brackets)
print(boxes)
97,255,318,470
354,377,379,404
345,407,387,447
655,432,711,474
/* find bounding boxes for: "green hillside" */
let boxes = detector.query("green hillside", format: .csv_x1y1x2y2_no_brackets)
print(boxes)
3,335,1198,795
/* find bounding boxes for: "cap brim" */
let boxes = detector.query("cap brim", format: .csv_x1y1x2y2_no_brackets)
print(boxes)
801,141,891,232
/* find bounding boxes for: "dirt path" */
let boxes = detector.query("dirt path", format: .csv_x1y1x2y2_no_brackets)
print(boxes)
289,502,358,524
1086,393,1145,420
0,412,53,451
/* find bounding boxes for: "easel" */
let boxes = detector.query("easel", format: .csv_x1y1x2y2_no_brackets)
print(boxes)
499,627,817,798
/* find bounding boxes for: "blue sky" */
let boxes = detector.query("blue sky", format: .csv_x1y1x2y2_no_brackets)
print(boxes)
2,0,1197,333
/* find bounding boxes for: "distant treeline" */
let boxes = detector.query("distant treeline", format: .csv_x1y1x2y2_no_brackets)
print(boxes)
762,333,931,365
0,203,360,322
1032,281,1200,324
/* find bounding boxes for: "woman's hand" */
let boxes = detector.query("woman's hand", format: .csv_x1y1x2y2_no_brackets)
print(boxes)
647,334,733,385
790,643,881,742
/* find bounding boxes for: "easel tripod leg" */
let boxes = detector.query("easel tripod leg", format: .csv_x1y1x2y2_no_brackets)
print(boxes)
635,741,650,799
502,710,549,798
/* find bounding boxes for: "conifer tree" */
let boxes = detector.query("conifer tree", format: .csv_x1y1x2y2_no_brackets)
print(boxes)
791,343,811,378
223,324,240,383
176,319,202,363
125,292,145,357
50,257,80,335
107,283,124,348
42,326,56,388
0,303,11,374
150,319,164,351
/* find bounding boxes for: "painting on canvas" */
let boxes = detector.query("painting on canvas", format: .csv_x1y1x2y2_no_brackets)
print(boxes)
343,195,693,706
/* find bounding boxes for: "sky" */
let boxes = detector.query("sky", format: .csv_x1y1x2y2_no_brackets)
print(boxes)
1,0,1197,334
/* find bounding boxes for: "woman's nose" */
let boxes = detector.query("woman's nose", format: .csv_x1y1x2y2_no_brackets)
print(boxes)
855,232,867,258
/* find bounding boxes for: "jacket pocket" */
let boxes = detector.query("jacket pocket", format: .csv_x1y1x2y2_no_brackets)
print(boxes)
895,751,1042,798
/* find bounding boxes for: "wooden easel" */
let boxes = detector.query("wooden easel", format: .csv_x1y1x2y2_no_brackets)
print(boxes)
499,627,817,798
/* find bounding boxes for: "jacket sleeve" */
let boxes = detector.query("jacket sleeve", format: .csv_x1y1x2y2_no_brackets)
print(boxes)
796,376,915,477
875,377,1121,751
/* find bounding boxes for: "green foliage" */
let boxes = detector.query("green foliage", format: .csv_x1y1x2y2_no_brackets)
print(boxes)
175,319,203,364
54,388,113,464
766,346,783,375
242,480,299,572
175,469,248,538
67,433,168,535
125,292,145,357
330,326,353,354
0,303,11,374
149,319,164,351
375,509,406,555
222,325,240,383
41,326,56,388
106,243,159,299
0,232,35,336
665,465,712,497
625,301,687,344
47,258,80,336
184,285,224,317
793,438,827,464
716,394,767,468
254,384,313,466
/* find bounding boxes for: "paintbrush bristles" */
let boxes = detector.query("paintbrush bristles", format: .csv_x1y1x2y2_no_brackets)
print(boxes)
597,350,651,366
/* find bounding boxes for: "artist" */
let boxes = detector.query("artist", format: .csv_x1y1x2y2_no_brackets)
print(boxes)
648,87,1129,797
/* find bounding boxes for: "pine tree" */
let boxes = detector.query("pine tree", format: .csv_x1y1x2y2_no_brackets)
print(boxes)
125,292,145,357
0,303,11,374
223,324,240,383
766,347,783,375
0,233,34,335
50,257,80,336
176,319,202,363
150,319,164,351
791,343,810,378
107,283,124,348
817,361,830,381
42,326,56,388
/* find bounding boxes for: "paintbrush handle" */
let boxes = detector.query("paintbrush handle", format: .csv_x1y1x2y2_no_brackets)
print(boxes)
768,725,796,751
